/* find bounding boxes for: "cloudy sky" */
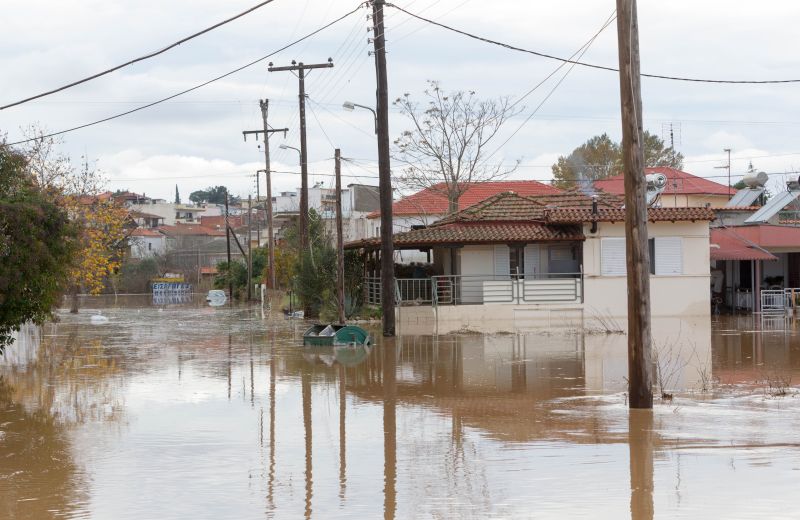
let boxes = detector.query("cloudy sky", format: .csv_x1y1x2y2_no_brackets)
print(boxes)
2,0,800,201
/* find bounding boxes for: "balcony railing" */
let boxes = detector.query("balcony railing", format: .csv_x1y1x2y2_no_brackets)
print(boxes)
365,273,583,307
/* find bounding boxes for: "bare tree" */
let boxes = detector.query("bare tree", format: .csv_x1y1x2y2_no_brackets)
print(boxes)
393,81,521,214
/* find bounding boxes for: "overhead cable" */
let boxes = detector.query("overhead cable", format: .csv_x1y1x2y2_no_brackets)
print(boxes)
1,0,281,110
6,4,366,146
387,3,800,85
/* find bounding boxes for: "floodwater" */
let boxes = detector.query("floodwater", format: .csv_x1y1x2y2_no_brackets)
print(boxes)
1,296,799,519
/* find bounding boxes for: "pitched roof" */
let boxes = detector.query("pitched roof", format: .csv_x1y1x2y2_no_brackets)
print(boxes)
544,207,716,223
158,224,226,237
710,228,777,261
593,167,732,197
434,190,623,226
345,222,584,250
130,228,163,237
368,180,561,218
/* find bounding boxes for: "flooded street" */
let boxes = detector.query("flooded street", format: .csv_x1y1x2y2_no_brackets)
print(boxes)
2,296,800,519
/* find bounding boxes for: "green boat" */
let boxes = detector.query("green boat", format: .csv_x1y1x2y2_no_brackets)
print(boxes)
302,324,371,347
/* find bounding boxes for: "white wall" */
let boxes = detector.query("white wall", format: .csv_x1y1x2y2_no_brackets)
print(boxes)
129,235,166,258
582,221,710,317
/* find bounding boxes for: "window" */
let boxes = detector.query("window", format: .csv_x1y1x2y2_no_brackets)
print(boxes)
601,238,626,276
148,242,152,251
509,246,524,279
650,237,682,275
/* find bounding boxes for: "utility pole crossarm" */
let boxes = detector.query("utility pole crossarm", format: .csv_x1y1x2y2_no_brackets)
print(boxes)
267,62,334,72
243,128,288,140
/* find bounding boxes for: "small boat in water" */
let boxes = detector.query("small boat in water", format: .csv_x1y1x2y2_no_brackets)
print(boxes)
303,324,370,347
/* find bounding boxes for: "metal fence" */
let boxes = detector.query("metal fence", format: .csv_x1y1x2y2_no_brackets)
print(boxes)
362,273,582,307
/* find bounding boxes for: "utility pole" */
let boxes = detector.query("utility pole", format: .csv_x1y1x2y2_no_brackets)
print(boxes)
254,171,261,247
335,149,345,324
616,0,652,409
372,0,396,336
243,99,288,290
225,191,233,303
268,60,333,260
247,194,253,301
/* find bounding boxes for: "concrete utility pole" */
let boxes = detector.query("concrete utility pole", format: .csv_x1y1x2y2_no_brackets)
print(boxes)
242,99,287,289
371,0,396,336
268,60,334,259
616,0,653,409
335,149,346,324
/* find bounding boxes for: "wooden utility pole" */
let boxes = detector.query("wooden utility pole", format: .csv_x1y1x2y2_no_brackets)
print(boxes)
247,194,253,301
372,0,396,336
254,171,261,247
268,60,333,259
224,191,233,303
242,99,287,289
335,149,346,324
616,0,653,409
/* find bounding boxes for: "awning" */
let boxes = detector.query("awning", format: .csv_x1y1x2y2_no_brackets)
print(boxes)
710,228,778,261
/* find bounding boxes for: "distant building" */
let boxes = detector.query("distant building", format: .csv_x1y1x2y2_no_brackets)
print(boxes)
593,166,732,208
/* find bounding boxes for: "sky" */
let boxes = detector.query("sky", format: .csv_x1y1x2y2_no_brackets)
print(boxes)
2,0,800,201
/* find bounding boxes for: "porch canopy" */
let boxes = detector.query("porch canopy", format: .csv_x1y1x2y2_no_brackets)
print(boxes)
710,228,778,262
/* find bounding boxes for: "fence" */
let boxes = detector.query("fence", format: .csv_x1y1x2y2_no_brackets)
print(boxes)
366,273,583,307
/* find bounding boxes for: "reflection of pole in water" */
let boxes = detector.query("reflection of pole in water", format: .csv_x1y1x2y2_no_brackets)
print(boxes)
227,334,232,400
302,371,313,519
383,338,397,520
339,364,347,500
629,410,654,520
268,332,276,509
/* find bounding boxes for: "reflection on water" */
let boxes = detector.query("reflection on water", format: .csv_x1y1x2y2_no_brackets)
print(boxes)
0,295,799,519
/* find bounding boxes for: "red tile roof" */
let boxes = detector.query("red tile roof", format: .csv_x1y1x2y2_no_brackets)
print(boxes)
710,228,777,261
346,222,583,250
593,167,732,197
368,181,561,218
200,215,244,229
130,228,163,237
158,224,226,237
545,207,716,223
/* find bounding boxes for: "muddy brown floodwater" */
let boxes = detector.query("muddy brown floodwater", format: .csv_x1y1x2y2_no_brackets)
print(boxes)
1,295,800,519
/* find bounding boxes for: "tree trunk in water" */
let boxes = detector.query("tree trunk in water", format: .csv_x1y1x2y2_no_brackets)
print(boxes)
70,286,79,314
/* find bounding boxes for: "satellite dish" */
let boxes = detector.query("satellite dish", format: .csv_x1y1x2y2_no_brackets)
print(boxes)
644,173,668,205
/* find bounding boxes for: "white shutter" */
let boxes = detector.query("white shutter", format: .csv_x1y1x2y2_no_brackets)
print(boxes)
601,238,626,276
524,244,540,278
494,245,510,277
654,237,682,275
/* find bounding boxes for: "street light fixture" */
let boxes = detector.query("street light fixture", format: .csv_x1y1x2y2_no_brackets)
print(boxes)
342,101,378,134
279,143,301,155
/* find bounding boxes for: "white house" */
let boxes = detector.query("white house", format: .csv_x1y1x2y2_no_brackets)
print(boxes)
129,228,166,258
346,191,715,332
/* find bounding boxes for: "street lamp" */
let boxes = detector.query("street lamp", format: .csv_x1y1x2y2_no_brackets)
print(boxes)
342,101,378,134
279,143,301,155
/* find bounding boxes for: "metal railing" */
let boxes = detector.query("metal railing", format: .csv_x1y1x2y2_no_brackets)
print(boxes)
761,289,788,314
369,273,584,307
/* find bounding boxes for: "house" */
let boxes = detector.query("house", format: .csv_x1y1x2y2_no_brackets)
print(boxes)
130,210,165,229
365,180,561,263
593,166,732,207
129,228,166,258
346,190,714,332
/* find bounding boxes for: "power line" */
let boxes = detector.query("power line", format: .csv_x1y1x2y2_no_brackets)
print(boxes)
6,4,366,147
1,0,281,110
387,3,800,85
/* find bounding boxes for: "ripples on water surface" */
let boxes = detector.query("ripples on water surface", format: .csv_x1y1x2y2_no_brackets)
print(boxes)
1,295,799,519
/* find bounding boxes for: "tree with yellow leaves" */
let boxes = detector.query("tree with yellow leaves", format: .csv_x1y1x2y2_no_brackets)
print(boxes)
19,129,131,312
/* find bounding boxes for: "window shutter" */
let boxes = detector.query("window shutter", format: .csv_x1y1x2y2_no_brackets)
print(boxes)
524,244,540,278
654,237,682,275
601,238,626,276
494,245,510,277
